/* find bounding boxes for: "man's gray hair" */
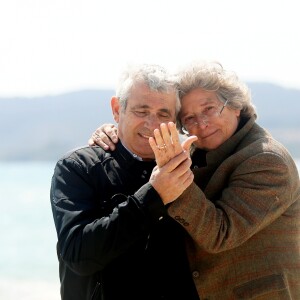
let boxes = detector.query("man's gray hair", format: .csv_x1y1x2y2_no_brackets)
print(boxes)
116,64,181,115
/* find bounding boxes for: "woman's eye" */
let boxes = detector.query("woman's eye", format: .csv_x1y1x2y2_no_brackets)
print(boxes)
204,106,217,115
205,106,214,111
184,116,195,124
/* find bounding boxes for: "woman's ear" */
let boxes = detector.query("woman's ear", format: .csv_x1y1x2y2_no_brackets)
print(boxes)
111,97,120,123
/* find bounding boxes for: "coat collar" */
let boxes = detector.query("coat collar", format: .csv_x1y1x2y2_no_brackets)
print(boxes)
111,141,156,170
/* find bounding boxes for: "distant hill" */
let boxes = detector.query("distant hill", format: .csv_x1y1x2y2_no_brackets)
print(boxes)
248,82,300,158
0,90,115,161
0,83,299,161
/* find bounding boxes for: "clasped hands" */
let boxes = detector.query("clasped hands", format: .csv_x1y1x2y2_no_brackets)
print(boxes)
148,122,197,205
89,122,197,205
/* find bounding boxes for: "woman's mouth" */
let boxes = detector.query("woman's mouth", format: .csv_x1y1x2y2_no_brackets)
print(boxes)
201,130,218,139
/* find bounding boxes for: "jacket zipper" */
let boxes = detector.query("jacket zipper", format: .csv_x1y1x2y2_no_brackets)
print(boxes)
90,282,101,300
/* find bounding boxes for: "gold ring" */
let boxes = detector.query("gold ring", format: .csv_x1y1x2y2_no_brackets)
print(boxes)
157,144,166,150
93,133,101,140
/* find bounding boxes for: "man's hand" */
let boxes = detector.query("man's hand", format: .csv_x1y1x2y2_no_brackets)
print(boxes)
149,151,194,205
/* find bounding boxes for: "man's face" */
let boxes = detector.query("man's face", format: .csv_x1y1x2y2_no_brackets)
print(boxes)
111,82,177,160
180,88,241,151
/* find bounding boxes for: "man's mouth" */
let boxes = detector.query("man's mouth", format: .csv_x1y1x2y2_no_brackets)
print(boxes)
139,133,152,139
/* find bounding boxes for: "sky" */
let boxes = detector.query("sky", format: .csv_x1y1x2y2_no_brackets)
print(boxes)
0,0,299,97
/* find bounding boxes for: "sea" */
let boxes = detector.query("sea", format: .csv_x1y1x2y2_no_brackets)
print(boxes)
0,162,59,300
0,159,300,300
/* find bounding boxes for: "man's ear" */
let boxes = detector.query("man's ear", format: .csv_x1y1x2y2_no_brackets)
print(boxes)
111,97,121,123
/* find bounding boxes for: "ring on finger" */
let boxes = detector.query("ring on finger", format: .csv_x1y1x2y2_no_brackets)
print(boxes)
93,133,101,140
157,144,167,150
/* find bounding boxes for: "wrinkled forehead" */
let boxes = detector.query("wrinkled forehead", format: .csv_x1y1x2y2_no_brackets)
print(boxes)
180,94,220,114
182,88,219,103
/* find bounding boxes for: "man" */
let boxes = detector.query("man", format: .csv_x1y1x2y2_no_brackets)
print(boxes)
50,64,199,300
91,61,300,299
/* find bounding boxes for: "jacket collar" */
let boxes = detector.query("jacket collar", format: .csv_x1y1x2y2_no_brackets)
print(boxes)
111,141,156,170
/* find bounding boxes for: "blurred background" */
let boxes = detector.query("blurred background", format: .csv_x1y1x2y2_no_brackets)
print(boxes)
1,1,300,299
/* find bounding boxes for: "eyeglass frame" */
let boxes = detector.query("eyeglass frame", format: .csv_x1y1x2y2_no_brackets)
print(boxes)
181,99,229,134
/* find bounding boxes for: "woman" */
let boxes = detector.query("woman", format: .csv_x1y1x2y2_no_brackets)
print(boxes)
90,61,300,299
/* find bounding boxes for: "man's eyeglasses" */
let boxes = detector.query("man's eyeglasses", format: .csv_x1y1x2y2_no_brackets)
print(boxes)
181,99,228,134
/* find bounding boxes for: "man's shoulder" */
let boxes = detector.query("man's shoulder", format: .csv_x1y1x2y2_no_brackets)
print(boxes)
57,145,112,168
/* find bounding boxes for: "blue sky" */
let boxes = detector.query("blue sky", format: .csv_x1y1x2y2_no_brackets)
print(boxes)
0,0,299,97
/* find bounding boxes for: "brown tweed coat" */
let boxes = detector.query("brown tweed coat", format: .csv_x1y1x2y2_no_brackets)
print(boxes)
168,116,300,299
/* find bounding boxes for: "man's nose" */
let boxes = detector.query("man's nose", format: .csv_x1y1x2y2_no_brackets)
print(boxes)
144,114,162,128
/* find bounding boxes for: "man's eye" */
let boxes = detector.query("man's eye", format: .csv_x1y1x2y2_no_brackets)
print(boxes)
133,111,147,117
158,113,170,120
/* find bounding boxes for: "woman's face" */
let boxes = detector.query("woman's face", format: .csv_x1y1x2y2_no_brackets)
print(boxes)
179,88,241,151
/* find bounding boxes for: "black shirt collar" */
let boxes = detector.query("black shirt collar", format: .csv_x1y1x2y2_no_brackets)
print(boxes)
112,141,156,170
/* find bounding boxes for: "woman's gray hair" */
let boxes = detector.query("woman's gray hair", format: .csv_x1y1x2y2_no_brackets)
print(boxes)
116,64,181,115
175,61,256,130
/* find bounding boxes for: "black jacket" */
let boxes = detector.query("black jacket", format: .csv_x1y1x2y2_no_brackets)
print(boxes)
50,142,198,300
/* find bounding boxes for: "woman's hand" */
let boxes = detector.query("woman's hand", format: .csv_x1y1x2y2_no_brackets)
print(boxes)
149,122,197,168
88,124,118,150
